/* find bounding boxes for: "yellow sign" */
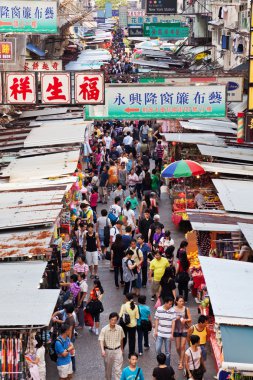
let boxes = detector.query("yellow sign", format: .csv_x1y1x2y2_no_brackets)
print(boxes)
248,88,253,110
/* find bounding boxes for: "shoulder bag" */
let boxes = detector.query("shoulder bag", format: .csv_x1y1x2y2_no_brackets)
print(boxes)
134,368,141,380
189,348,206,380
119,305,131,327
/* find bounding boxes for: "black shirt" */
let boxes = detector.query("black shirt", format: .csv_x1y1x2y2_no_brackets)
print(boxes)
100,172,109,187
160,277,176,301
152,366,175,380
139,217,153,241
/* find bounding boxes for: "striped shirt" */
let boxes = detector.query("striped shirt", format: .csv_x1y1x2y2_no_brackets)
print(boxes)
154,306,176,338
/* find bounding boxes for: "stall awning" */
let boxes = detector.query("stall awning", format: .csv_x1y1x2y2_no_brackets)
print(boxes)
228,94,247,115
212,179,253,213
162,133,225,146
201,162,253,176
197,145,253,162
26,43,46,57
199,256,253,325
180,121,236,134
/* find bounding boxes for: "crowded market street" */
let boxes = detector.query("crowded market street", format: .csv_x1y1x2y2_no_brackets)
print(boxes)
0,2,253,380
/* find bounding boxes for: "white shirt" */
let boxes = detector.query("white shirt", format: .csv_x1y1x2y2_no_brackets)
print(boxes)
104,136,112,149
36,346,46,373
123,209,135,228
185,347,202,371
159,237,175,248
123,135,133,146
120,156,129,164
79,280,88,302
110,204,122,217
110,226,119,243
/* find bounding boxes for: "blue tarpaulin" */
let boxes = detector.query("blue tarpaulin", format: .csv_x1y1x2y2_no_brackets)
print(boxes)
26,43,46,57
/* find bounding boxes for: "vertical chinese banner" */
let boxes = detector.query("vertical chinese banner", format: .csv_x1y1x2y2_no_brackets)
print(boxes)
5,73,36,104
41,73,71,104
74,73,105,105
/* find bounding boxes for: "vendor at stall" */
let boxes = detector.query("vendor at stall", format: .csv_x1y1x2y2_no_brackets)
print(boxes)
194,190,205,209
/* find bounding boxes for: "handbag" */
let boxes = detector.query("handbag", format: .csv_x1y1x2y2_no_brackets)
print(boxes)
138,306,152,332
108,212,118,225
189,349,206,380
119,305,131,327
83,310,94,327
184,306,190,329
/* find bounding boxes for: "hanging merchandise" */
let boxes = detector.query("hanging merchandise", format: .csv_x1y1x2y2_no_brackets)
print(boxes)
0,333,26,379
197,231,211,256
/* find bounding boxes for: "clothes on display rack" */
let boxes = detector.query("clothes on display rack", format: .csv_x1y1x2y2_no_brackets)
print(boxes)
196,231,211,256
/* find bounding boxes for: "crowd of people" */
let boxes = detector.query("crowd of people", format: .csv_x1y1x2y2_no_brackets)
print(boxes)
45,27,211,380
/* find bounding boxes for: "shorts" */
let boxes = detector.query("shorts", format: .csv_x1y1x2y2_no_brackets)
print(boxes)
200,344,207,361
57,362,73,379
92,313,100,322
98,228,104,246
86,251,98,266
173,332,187,338
99,187,107,196
152,280,160,294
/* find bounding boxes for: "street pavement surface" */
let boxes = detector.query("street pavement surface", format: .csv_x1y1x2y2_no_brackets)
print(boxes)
47,186,216,380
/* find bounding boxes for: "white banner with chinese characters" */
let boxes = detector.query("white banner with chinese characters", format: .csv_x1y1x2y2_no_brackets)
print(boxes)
24,60,62,71
5,73,36,104
75,73,105,105
41,73,71,104
1,71,105,105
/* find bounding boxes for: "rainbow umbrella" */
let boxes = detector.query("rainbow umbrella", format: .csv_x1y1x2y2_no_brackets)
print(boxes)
161,159,205,178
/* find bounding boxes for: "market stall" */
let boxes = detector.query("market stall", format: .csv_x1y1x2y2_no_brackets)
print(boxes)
199,257,253,378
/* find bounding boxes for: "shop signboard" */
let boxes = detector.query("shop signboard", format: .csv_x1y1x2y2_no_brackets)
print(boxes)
5,73,36,104
143,23,189,39
0,41,13,60
146,0,177,15
128,13,185,26
245,113,253,142
74,73,105,105
119,6,128,28
2,71,105,105
41,73,71,105
128,26,143,37
0,1,57,34
139,77,165,83
24,60,62,71
85,84,226,120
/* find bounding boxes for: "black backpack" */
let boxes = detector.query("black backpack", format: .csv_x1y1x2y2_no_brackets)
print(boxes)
49,336,64,362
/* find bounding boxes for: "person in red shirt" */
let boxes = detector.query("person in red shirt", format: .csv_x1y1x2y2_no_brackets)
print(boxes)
90,186,99,213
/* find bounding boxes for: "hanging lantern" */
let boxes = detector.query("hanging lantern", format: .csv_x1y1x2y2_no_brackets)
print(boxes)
172,141,177,146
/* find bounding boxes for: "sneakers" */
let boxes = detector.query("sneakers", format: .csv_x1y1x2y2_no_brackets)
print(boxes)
144,345,150,350
95,328,99,336
139,352,143,356
151,296,155,301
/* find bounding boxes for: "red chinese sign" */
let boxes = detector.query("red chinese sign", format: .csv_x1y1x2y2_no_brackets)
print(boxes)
0,42,12,60
41,73,71,104
75,73,105,104
6,73,36,104
24,60,62,72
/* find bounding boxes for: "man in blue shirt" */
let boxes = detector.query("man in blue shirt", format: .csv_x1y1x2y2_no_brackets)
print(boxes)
120,353,144,380
137,235,151,287
55,324,74,380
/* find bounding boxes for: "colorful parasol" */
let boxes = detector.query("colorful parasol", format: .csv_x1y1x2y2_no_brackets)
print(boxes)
161,159,205,178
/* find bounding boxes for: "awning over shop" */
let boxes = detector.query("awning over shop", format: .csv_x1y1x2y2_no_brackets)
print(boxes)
0,262,59,327
187,209,253,232
180,121,236,134
238,223,253,250
208,19,224,27
228,94,247,115
197,145,253,162
26,43,46,57
220,325,253,369
199,256,253,325
162,133,225,146
212,179,253,213
201,162,253,176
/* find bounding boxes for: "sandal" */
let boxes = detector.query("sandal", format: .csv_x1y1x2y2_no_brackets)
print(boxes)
178,364,183,370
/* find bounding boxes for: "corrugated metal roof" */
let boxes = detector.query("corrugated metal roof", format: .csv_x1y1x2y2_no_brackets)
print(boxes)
201,162,253,176
228,95,248,115
191,119,237,127
20,107,68,119
0,262,59,326
0,188,66,208
1,150,80,182
213,179,253,213
36,111,83,121
238,223,253,250
19,146,77,157
0,227,53,258
24,119,90,148
199,256,253,325
162,133,225,146
197,145,253,162
180,121,236,134
0,177,76,191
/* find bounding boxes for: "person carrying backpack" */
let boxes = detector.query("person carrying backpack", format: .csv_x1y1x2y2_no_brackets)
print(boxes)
86,280,104,336
54,324,74,380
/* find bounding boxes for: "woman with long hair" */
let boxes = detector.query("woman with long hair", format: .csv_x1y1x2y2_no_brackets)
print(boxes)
174,296,192,370
159,267,176,302
119,293,139,355
142,172,152,195
139,194,151,218
176,250,190,302
111,234,125,288
135,165,144,200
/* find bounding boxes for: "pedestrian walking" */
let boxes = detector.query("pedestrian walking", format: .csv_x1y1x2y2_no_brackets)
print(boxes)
130,239,143,296
111,234,125,288
159,267,176,303
76,273,88,329
120,353,144,380
185,335,206,380
176,250,190,302
187,315,209,362
122,249,138,295
119,293,139,355
137,235,151,287
55,324,74,380
84,223,101,279
137,295,151,356
149,251,169,301
154,297,176,367
152,353,175,380
99,312,124,380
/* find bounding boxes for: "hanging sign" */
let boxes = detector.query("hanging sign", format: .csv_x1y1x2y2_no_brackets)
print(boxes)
128,14,185,25
0,1,57,34
24,60,62,71
143,23,189,38
5,73,36,104
85,84,226,120
146,0,177,15
0,41,13,60
41,73,71,104
74,73,105,105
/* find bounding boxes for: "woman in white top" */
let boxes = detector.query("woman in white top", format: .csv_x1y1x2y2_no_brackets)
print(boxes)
123,201,136,233
185,335,206,380
31,336,46,380
128,168,138,192
96,209,112,255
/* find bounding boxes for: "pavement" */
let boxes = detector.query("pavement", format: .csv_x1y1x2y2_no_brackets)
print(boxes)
47,185,216,380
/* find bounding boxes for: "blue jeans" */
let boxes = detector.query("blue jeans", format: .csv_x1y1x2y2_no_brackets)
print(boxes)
137,326,149,354
155,336,171,366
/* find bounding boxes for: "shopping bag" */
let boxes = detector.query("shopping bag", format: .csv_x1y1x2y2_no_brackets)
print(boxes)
84,310,94,327
154,297,162,309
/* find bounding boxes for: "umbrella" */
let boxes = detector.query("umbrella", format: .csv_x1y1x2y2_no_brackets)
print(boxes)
161,160,205,178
